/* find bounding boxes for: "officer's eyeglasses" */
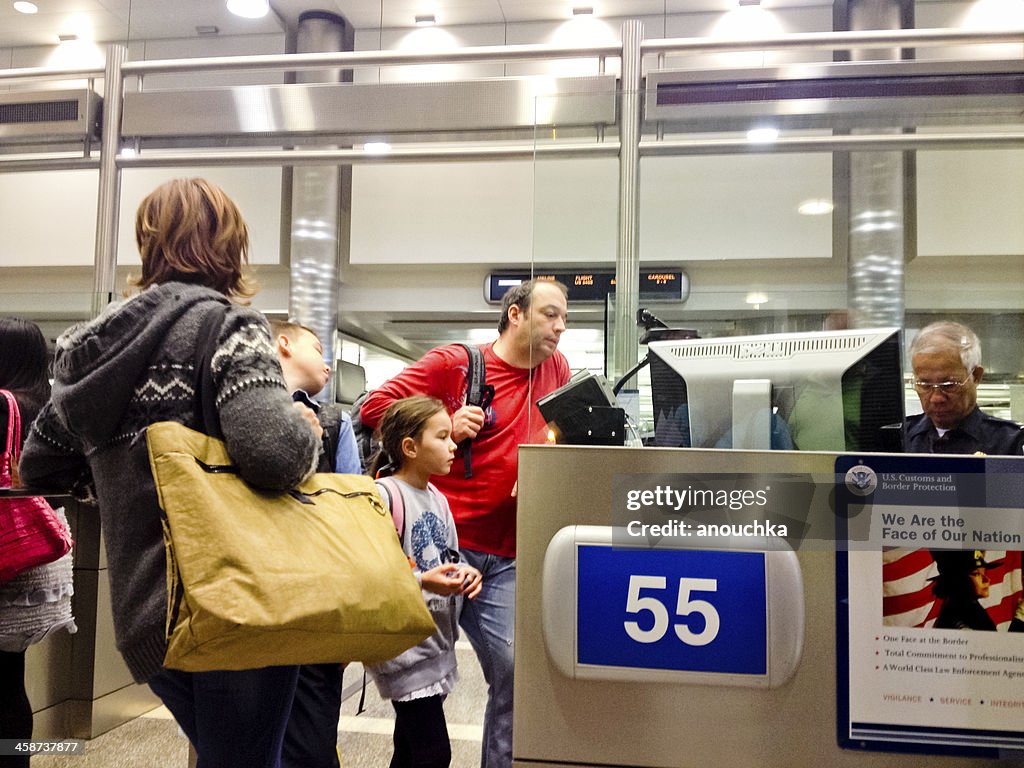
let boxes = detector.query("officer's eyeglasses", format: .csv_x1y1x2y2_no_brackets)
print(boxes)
912,378,971,395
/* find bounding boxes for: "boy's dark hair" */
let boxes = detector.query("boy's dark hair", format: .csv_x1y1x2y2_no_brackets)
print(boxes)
497,278,568,334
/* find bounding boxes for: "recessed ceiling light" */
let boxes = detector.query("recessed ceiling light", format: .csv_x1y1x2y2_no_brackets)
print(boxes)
745,292,769,305
746,126,779,143
573,6,594,15
226,0,269,19
196,25,220,35
798,198,835,216
415,14,436,26
13,1,38,14
363,141,392,154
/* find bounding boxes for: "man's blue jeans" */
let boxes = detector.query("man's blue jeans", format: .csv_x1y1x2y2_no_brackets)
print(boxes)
458,548,515,768
148,665,299,768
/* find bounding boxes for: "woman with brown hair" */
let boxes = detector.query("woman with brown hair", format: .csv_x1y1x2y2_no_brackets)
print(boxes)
20,178,321,768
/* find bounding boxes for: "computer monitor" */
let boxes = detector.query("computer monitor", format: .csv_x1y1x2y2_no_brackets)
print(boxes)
648,327,904,452
537,370,625,446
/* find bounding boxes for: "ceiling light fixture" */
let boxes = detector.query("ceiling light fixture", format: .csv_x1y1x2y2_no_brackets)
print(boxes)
415,14,436,26
798,198,835,216
363,141,392,155
745,292,769,306
226,0,269,19
572,6,594,15
13,1,38,14
746,126,779,143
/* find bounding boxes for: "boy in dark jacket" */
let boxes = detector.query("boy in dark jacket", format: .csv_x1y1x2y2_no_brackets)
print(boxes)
272,319,360,768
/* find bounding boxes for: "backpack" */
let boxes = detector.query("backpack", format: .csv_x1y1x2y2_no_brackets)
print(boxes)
348,389,376,474
350,343,493,479
317,402,346,473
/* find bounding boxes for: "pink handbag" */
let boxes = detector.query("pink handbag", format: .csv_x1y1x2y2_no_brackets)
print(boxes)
0,390,73,584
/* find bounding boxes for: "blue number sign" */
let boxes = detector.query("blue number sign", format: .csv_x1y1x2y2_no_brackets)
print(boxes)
576,546,768,675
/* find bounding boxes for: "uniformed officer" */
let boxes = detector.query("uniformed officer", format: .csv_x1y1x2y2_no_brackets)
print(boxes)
929,550,1001,630
904,321,1024,455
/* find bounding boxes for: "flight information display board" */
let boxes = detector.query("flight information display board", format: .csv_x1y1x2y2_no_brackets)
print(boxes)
485,269,687,304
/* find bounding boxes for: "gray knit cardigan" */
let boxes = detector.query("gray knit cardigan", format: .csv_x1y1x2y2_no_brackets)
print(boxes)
20,283,319,682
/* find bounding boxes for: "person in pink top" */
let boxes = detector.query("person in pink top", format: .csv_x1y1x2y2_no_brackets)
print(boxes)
360,278,570,768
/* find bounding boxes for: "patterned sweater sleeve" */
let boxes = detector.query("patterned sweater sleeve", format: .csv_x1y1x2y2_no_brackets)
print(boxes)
20,400,92,496
210,307,320,490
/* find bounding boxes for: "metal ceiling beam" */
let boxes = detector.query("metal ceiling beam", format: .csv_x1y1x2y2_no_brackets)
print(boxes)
642,26,1024,55
111,142,618,168
639,132,1024,155
4,26,1022,83
8,130,1024,174
121,43,623,76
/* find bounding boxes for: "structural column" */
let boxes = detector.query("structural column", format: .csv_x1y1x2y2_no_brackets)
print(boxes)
612,19,643,383
836,0,915,329
92,44,126,316
288,11,354,400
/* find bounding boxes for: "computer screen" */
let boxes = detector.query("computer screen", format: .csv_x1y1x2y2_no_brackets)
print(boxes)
536,370,625,446
648,328,904,452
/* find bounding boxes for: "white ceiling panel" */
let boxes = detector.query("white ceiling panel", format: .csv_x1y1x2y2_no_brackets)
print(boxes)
0,0,851,50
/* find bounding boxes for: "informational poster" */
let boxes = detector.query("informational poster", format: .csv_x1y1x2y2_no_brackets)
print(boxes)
836,454,1024,756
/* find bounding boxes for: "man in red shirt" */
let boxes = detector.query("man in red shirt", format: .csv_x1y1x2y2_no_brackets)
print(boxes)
360,279,570,768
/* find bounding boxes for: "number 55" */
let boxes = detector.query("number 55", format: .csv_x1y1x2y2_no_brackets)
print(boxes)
623,575,720,646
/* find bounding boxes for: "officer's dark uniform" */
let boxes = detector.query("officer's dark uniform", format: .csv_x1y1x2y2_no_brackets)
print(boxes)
904,407,1024,455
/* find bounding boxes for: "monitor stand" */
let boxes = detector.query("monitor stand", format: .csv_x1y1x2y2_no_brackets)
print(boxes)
733,379,772,451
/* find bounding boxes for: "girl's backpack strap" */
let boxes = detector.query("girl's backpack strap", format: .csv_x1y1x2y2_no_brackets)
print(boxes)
375,476,406,541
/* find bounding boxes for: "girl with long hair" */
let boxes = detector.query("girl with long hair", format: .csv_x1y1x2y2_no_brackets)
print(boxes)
368,396,482,768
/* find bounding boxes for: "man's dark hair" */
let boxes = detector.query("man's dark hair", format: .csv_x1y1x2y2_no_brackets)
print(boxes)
497,278,568,335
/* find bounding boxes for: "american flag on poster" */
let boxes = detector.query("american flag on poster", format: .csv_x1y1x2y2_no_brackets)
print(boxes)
882,548,1024,629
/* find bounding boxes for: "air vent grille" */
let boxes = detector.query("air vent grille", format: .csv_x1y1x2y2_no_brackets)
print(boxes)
668,334,870,360
0,99,80,125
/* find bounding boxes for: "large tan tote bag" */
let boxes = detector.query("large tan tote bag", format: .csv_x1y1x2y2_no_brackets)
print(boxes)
147,419,435,672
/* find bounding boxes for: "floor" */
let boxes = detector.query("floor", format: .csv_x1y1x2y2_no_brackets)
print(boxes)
32,642,486,768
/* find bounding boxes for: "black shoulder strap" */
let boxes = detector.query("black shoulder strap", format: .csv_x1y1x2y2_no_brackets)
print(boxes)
454,343,494,479
317,403,344,472
192,302,230,440
457,342,486,407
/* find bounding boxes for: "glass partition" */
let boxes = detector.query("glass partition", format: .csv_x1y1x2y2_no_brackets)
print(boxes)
533,73,1024,445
